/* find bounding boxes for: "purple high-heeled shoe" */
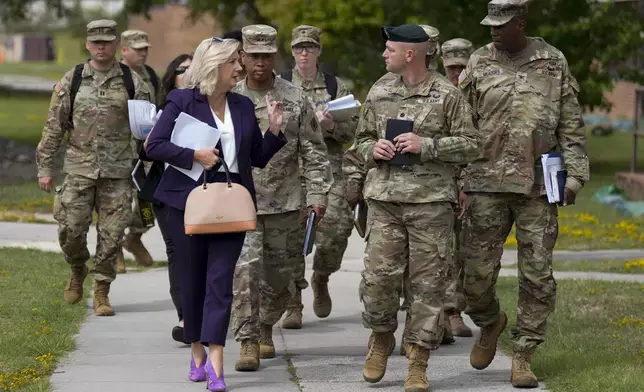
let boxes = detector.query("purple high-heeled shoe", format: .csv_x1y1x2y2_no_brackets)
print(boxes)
189,353,207,382
205,360,226,391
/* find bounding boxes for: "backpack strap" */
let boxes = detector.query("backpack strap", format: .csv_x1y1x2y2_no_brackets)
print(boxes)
279,69,293,82
119,62,136,100
68,63,85,125
322,71,338,101
144,64,159,95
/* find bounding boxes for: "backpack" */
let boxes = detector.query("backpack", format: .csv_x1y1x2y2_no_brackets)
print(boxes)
144,64,159,95
69,62,135,124
280,69,338,101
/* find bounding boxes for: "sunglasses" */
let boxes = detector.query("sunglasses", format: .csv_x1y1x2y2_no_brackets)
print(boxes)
207,36,225,50
175,66,188,75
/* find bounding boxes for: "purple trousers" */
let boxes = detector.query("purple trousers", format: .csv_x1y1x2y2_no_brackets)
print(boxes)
165,174,246,346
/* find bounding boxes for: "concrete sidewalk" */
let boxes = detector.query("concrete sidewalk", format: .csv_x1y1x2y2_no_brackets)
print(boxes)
49,268,544,392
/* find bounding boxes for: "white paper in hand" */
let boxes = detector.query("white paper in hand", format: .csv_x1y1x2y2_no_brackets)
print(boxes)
167,112,222,181
128,100,157,140
326,94,361,121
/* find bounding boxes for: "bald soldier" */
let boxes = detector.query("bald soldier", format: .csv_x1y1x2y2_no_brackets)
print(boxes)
440,37,475,339
458,0,589,387
280,25,358,329
355,24,481,391
116,29,161,273
347,24,455,357
231,24,333,372
36,20,150,316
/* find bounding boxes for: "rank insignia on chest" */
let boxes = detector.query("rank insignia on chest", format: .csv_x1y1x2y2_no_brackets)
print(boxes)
99,91,106,97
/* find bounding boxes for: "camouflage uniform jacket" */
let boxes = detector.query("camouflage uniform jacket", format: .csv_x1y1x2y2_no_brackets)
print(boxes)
36,61,151,179
232,74,332,214
458,37,589,195
342,72,396,193
355,72,481,204
288,68,357,197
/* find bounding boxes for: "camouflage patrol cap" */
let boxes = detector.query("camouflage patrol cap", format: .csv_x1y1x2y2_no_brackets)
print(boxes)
291,25,322,47
242,24,278,54
86,19,117,42
121,30,151,49
481,0,529,26
419,25,440,56
441,38,473,67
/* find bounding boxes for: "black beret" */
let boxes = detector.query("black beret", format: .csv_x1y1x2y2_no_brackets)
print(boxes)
381,24,429,43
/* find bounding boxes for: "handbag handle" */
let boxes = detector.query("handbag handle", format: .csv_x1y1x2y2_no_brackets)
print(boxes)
202,158,232,189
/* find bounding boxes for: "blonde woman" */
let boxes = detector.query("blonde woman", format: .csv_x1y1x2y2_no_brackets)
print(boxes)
145,36,287,391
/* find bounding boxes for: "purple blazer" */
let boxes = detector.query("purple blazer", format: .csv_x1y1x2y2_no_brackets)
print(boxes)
145,88,287,211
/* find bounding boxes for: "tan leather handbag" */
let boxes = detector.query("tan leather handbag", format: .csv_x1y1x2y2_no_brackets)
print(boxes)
184,160,256,234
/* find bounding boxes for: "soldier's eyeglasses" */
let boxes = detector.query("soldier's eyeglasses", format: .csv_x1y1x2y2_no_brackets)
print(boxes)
293,46,318,54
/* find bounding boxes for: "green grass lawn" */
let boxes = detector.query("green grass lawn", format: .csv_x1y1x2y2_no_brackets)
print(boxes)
496,277,644,392
0,182,55,215
0,94,50,147
503,259,644,274
0,248,89,392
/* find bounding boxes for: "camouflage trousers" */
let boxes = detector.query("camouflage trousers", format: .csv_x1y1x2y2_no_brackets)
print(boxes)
293,192,354,289
399,205,465,314
53,174,132,283
231,211,301,341
460,192,558,353
444,208,466,313
360,199,454,350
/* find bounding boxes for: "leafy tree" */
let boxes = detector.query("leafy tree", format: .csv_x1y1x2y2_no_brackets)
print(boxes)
0,0,67,23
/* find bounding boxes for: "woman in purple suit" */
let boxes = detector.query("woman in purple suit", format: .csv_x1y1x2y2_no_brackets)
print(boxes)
145,37,287,391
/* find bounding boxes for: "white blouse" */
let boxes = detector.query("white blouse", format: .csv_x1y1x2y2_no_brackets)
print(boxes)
210,101,239,174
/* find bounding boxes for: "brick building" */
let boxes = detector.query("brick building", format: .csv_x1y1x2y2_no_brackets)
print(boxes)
126,2,224,71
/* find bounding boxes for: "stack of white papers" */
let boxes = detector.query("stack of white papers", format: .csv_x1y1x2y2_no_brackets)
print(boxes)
541,153,566,203
326,94,361,121
128,100,158,140
166,112,222,181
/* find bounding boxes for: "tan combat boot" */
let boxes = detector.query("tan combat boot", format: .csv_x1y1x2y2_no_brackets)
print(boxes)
235,340,260,371
93,281,115,316
63,265,88,304
363,331,396,383
404,344,430,392
123,232,153,267
259,324,275,359
282,289,303,329
470,311,508,370
441,315,455,345
511,350,539,388
311,272,332,318
448,311,473,337
116,248,126,274
400,313,411,356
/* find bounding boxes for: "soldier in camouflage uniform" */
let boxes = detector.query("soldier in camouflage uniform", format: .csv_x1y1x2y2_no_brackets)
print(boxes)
353,24,454,357
230,24,333,372
458,0,589,388
36,20,151,317
116,29,160,273
440,38,475,339
281,25,358,330
355,24,481,392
